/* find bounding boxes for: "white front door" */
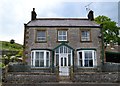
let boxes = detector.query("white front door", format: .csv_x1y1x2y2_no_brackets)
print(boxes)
59,54,69,76
55,45,73,76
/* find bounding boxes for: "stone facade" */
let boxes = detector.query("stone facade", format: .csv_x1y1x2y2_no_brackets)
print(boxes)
24,27,101,66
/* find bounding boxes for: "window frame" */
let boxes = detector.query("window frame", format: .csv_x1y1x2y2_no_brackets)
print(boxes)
35,30,47,43
77,50,97,68
31,50,50,68
57,30,68,42
80,29,91,42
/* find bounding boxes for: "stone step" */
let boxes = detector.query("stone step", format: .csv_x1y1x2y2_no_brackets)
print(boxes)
4,73,59,83
59,76,72,82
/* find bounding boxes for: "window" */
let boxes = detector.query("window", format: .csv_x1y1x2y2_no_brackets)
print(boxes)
31,50,50,67
81,30,90,41
36,30,46,42
77,50,96,67
55,45,73,66
58,30,67,41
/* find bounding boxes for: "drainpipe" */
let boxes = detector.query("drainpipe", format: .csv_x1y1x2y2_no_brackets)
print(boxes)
100,24,104,65
52,51,54,73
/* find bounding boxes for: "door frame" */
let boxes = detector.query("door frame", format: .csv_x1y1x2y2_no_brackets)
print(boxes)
53,43,74,76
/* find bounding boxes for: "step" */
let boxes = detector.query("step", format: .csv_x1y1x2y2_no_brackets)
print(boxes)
59,76,72,82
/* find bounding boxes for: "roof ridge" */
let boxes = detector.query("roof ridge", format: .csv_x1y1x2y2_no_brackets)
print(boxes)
35,18,89,20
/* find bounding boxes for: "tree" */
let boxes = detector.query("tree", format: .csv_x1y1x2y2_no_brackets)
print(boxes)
10,39,15,44
95,15,120,45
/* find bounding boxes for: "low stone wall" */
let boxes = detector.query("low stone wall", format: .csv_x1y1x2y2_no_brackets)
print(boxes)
4,72,58,84
73,72,119,83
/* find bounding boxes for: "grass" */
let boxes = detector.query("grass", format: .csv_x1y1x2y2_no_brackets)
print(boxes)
0,41,23,51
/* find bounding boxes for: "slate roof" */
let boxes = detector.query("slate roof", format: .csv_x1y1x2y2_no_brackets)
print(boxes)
26,18,100,27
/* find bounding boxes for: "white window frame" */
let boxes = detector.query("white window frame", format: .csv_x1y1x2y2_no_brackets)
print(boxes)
77,50,97,68
81,30,90,41
31,50,50,68
58,30,67,41
54,46,73,67
36,30,46,42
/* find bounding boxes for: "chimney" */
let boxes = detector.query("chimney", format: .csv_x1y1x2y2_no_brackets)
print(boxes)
31,8,37,20
87,10,94,21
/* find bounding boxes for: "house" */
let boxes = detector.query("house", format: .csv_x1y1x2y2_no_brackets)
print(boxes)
23,8,102,76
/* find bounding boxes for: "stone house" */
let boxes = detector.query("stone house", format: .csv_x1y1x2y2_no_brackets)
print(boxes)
24,8,102,76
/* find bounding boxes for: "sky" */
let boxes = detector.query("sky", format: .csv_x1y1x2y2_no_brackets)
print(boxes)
0,0,120,44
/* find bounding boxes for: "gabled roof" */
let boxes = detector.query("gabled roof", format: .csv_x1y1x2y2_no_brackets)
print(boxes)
26,18,100,28
53,42,74,51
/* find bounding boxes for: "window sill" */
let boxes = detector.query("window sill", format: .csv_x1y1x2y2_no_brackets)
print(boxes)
57,41,69,43
31,67,51,69
80,41,92,43
35,41,47,43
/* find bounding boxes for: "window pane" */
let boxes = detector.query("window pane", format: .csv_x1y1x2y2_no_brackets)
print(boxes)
79,52,82,59
58,31,67,41
89,60,93,67
56,55,59,66
79,52,82,67
63,36,67,40
40,60,44,67
37,31,45,37
31,52,34,66
85,60,88,67
85,52,89,60
36,52,39,59
46,52,49,67
46,60,49,67
40,52,44,59
61,58,63,66
68,54,71,66
58,31,62,35
68,48,71,53
79,60,83,67
64,57,67,66
37,31,46,41
58,36,62,40
81,31,90,41
46,52,49,60
56,48,59,53
35,60,39,67
63,31,66,35
60,46,63,53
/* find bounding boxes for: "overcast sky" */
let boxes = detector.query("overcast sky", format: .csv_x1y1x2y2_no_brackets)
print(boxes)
0,0,119,44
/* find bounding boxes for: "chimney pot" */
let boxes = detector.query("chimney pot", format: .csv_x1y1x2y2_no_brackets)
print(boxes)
31,8,37,20
88,10,94,21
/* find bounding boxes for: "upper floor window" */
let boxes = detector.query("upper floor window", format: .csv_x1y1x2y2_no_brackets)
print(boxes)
58,30,67,41
36,30,46,42
81,30,91,41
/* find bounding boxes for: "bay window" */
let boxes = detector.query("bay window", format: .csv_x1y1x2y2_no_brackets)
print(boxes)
31,50,50,67
77,50,97,67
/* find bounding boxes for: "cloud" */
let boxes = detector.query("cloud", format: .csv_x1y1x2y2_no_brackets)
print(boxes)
0,0,119,44
0,0,63,44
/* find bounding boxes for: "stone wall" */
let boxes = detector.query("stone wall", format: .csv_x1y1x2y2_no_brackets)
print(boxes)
4,72,58,84
24,27,101,67
73,72,120,83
